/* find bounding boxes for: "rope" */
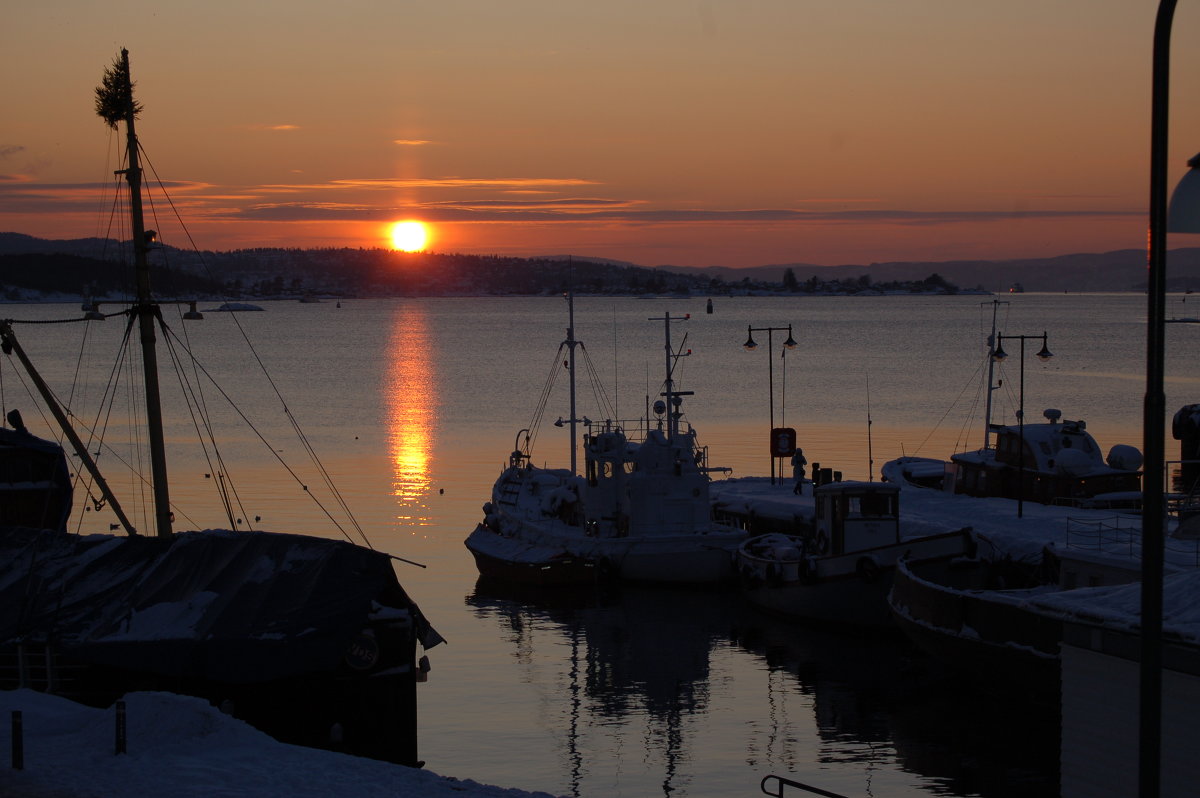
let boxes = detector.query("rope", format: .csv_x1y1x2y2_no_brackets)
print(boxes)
159,322,372,548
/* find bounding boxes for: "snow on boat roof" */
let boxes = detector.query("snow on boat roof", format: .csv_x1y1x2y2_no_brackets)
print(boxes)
1030,569,1200,644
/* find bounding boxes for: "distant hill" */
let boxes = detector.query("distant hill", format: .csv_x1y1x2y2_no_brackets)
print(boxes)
658,249,1200,293
5,232,1199,296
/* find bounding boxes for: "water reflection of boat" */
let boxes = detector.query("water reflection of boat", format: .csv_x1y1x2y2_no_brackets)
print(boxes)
467,579,734,797
465,577,1057,797
0,51,441,765
734,611,1060,797
466,296,744,584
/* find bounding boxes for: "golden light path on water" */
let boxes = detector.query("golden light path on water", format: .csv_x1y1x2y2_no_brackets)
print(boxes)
384,304,436,527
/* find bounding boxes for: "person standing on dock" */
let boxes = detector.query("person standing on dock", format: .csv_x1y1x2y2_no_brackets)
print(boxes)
791,448,807,494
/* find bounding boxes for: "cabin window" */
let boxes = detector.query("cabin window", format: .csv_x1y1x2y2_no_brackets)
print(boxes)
587,460,598,486
858,493,892,516
623,461,636,474
602,462,614,479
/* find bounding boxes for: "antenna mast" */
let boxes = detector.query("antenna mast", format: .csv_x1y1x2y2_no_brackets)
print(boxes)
101,49,173,537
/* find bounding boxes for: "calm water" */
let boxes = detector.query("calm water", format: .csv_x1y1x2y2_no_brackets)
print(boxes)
5,293,1200,796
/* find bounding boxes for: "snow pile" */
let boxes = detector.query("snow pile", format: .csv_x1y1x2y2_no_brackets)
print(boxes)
0,690,563,798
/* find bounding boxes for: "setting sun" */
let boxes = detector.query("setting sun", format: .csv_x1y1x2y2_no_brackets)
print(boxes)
390,221,429,252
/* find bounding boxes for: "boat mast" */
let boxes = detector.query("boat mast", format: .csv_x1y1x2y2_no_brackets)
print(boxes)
981,299,1009,451
565,290,579,474
99,49,173,537
650,312,690,440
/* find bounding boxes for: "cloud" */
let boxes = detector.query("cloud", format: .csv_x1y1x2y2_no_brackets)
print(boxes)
332,177,600,190
249,124,300,132
392,139,432,146
0,145,25,160
0,173,1143,233
0,180,212,213
221,202,1142,226
422,197,639,211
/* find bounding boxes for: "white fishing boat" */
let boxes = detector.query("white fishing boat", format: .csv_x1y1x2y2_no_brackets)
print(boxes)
0,51,441,765
465,298,745,584
735,480,974,626
882,302,1143,509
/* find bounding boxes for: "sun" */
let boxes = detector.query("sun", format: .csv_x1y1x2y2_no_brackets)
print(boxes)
390,221,429,252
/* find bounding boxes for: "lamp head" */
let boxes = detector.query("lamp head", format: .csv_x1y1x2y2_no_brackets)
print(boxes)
783,325,798,349
743,326,758,350
991,342,1008,362
1168,152,1200,234
1036,334,1053,361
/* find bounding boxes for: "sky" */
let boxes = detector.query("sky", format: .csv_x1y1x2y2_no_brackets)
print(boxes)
5,1,1200,268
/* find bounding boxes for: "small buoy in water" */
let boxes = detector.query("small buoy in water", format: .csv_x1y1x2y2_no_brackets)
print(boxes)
706,298,713,314
439,488,444,495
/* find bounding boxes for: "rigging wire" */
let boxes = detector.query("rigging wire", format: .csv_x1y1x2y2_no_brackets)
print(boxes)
159,314,246,531
139,145,373,546
526,342,567,457
158,322,371,547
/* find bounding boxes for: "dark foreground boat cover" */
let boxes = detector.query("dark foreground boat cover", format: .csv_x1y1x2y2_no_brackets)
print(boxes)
0,527,442,683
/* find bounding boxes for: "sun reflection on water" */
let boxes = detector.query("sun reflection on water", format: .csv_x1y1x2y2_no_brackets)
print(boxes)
385,305,437,526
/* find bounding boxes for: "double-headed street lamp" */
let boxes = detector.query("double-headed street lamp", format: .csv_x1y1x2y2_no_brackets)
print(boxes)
990,331,1052,519
1142,4,1200,795
743,324,797,483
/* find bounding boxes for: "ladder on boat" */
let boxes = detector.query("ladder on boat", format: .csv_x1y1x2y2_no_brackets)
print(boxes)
496,474,522,507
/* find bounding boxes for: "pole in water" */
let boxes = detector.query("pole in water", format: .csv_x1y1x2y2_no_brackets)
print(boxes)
115,700,127,755
11,710,22,770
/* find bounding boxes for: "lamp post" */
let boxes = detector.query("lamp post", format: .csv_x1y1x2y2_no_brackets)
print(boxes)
743,324,798,483
990,332,1052,519
1141,4,1200,794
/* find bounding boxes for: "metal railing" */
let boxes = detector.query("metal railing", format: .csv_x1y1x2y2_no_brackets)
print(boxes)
760,774,850,798
1065,513,1200,567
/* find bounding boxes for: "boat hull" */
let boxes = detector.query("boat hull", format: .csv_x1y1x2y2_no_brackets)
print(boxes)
465,524,601,586
738,530,974,627
473,521,741,584
887,555,1061,689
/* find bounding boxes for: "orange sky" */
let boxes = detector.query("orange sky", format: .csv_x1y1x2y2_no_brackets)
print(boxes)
5,1,1200,268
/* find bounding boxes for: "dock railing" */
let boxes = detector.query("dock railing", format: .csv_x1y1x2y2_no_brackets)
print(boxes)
760,774,850,798
1065,513,1200,567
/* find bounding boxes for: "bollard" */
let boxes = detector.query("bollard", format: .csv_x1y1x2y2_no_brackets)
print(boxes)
11,710,22,770
115,700,126,755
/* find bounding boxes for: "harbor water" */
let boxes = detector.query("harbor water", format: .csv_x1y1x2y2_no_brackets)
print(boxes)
6,293,1199,796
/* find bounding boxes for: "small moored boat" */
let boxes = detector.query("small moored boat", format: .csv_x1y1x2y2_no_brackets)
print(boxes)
736,480,975,626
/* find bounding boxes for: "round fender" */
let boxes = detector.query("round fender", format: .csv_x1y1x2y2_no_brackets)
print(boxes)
799,556,819,585
856,556,881,584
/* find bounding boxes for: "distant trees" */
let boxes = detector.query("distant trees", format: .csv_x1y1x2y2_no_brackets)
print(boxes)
782,268,799,291
0,245,963,300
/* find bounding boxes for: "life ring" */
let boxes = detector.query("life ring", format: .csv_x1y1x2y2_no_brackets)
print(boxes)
813,531,829,555
856,556,881,584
